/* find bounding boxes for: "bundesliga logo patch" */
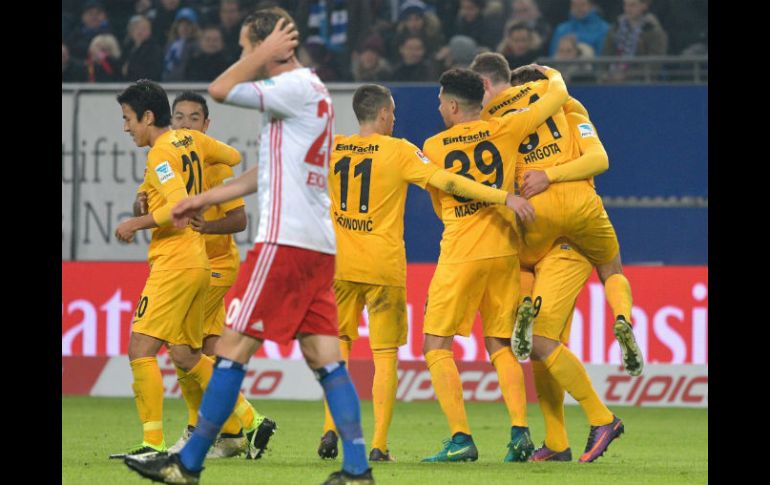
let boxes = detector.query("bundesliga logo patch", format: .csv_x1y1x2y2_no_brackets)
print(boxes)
415,150,431,164
578,123,596,138
155,161,175,184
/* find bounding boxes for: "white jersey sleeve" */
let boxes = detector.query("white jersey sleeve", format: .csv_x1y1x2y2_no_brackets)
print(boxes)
225,77,304,118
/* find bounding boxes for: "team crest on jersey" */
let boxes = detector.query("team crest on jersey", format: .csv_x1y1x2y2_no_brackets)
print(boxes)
415,150,431,164
578,123,596,138
155,161,175,184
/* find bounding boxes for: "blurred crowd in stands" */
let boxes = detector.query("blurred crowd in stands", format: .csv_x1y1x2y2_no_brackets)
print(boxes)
62,0,707,84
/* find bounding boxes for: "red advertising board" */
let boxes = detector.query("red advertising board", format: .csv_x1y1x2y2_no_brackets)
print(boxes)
62,262,707,364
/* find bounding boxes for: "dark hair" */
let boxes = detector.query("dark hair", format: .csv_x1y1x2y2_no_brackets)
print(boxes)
508,22,533,36
439,68,484,108
352,84,392,123
242,6,296,45
116,79,171,127
172,91,209,119
510,65,547,86
398,33,425,48
470,52,511,85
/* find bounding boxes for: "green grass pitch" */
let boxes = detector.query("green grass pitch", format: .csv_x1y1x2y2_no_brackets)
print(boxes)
63,397,707,484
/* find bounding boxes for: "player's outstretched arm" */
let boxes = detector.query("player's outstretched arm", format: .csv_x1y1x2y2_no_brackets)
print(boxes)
173,165,258,227
505,65,569,136
133,191,148,217
115,213,157,243
208,18,299,102
191,206,247,234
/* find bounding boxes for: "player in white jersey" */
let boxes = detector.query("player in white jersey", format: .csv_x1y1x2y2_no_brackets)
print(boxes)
124,8,374,485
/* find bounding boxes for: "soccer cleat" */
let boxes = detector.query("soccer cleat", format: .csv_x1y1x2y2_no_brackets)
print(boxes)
206,432,248,459
124,452,200,484
320,468,374,485
318,430,339,459
579,415,624,463
245,417,277,460
421,434,478,462
503,426,534,462
368,448,395,462
530,444,572,462
109,441,167,459
613,316,644,376
512,297,535,360
168,426,194,454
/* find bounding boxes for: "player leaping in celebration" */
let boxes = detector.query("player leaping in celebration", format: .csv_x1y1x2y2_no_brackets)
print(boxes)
419,67,567,463
319,84,534,462
124,8,374,485
111,80,241,460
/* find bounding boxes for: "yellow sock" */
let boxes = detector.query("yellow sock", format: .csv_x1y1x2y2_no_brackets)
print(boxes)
490,347,527,427
235,397,262,433
371,349,398,450
130,357,165,446
176,366,202,428
425,349,470,436
604,273,633,320
532,360,569,451
544,345,613,426
520,269,535,301
323,340,352,433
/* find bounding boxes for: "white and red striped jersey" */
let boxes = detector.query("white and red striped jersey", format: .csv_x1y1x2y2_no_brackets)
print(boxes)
225,67,336,254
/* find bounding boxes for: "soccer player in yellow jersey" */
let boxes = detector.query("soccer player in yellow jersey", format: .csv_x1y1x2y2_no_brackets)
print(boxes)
471,55,639,462
419,66,569,463
320,84,532,462
144,92,276,460
110,80,243,458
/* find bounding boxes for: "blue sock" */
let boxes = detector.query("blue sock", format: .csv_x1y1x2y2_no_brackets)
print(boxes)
179,358,245,472
316,361,369,475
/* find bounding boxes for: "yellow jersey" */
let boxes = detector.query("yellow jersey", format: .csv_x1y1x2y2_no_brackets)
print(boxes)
329,133,439,286
482,82,576,188
201,163,245,286
143,129,240,271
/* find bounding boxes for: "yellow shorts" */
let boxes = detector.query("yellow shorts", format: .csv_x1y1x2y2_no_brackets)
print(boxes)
530,241,593,343
202,284,230,337
520,181,619,267
132,267,210,348
334,280,407,350
424,255,519,338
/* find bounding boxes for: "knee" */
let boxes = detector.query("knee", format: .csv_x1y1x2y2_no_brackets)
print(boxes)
169,347,200,371
531,336,559,361
597,256,623,283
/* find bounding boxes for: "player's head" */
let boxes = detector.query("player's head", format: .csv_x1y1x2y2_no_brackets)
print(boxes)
352,84,395,136
510,64,547,86
117,79,171,147
240,7,295,56
437,68,484,128
469,52,512,105
171,91,210,132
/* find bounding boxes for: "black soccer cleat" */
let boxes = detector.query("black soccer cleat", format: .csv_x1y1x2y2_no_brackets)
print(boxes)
245,417,277,460
318,430,339,459
320,467,374,484
124,452,201,484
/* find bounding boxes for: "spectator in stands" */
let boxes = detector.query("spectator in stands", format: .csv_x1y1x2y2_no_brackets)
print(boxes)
506,0,552,51
152,0,183,46
436,34,480,72
218,0,245,63
649,0,706,55
85,34,123,82
351,34,392,82
392,34,436,82
497,23,542,70
549,0,608,57
554,33,596,83
454,0,502,50
162,7,201,81
184,26,231,81
62,43,87,82
65,0,114,59
391,1,445,63
122,15,164,81
298,38,344,82
602,0,667,82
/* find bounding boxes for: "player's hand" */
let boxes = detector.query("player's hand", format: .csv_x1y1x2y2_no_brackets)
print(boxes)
530,63,549,74
133,192,148,217
115,219,137,243
505,194,535,224
261,17,299,62
190,214,209,234
521,170,550,199
172,197,207,228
